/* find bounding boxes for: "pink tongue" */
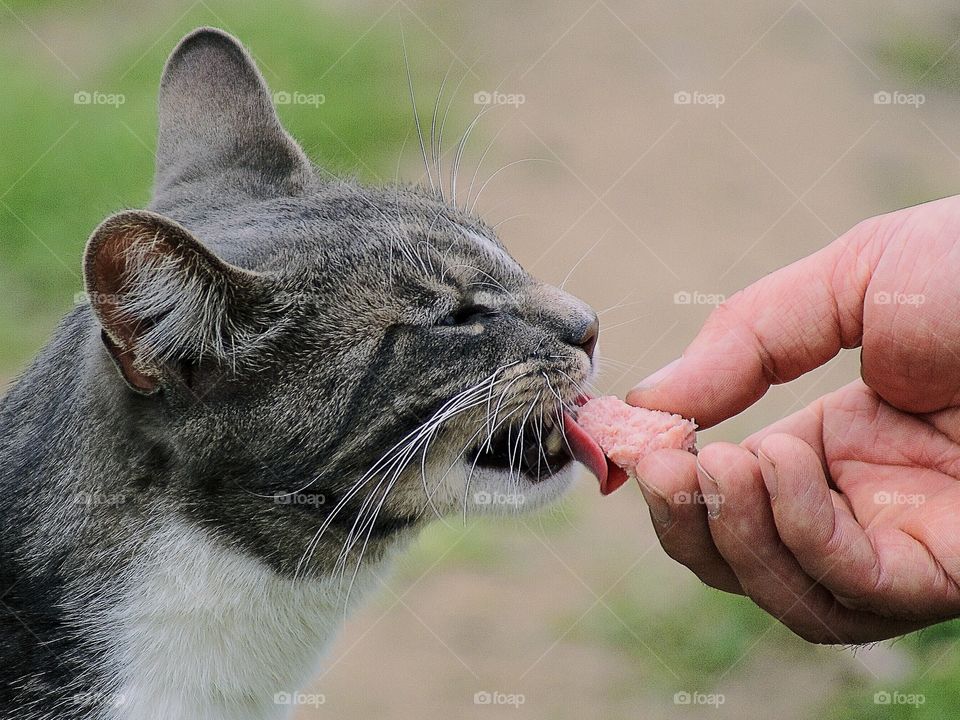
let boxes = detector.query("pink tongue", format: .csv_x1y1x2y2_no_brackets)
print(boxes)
562,412,629,496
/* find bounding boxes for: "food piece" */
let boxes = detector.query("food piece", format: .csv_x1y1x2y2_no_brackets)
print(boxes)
564,395,697,495
578,395,697,469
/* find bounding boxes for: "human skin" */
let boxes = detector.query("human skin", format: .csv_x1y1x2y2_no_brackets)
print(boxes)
625,195,960,643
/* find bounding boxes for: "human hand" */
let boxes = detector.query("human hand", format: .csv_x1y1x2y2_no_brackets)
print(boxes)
625,196,960,643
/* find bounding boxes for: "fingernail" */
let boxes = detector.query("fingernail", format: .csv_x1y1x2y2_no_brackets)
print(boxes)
636,476,671,525
758,449,778,500
632,357,682,392
697,461,722,519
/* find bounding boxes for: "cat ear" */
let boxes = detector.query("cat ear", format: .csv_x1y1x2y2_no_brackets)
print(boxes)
83,210,285,394
154,27,312,200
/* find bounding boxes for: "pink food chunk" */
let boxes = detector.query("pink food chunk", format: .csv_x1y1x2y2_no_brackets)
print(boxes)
576,395,697,476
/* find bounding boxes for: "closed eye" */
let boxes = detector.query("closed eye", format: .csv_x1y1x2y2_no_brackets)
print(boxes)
437,303,498,326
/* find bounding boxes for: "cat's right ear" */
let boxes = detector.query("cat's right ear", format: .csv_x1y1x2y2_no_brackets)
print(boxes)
154,27,312,199
83,210,284,394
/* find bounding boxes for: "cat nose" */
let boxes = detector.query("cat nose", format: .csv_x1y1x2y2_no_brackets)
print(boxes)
573,313,599,359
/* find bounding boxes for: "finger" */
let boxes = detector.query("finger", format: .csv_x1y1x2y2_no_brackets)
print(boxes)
697,441,916,642
861,198,960,414
756,433,885,608
697,442,846,639
740,390,831,484
626,219,881,427
741,395,826,457
633,449,743,593
744,381,960,513
762,432,960,618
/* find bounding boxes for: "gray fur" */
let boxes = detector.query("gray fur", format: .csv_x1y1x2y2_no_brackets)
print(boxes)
0,27,598,719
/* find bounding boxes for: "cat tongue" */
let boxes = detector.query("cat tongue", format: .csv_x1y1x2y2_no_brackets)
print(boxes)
562,412,628,496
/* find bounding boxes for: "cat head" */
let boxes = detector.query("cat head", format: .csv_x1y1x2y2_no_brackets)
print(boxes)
82,28,601,572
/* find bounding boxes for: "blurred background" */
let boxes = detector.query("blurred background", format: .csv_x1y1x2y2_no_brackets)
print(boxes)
3,0,960,717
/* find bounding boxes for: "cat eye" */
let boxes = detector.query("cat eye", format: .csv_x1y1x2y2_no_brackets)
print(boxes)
437,303,497,327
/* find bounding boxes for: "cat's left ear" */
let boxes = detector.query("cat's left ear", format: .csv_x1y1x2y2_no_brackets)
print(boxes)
154,27,313,200
83,210,285,394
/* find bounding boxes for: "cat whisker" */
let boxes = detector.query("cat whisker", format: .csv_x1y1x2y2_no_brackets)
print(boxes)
437,56,482,198
596,298,647,318
559,229,611,291
343,367,526,589
306,364,522,572
544,380,579,463
430,60,456,199
324,428,460,585
596,357,643,373
449,67,513,205
338,428,417,566
488,375,526,448
461,399,525,515
557,368,595,399
593,288,634,316
295,371,511,579
468,158,552,214
464,122,508,212
341,476,400,613
335,452,412,611
511,393,541,484
461,402,521,523
600,313,653,334
451,103,493,206
391,131,430,278
535,406,545,482
401,25,435,197
492,212,535,231
428,421,487,504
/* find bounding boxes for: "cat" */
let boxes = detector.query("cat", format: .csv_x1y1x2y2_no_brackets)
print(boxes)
0,27,600,720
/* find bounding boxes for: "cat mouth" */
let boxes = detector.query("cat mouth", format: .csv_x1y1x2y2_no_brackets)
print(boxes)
467,413,574,483
466,397,611,487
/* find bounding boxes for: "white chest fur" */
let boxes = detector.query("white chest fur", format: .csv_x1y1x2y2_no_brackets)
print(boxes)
95,522,391,720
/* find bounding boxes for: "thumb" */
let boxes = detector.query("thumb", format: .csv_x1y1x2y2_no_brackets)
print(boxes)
626,220,880,428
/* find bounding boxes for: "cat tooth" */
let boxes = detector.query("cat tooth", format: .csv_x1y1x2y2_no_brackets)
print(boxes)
545,425,564,455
